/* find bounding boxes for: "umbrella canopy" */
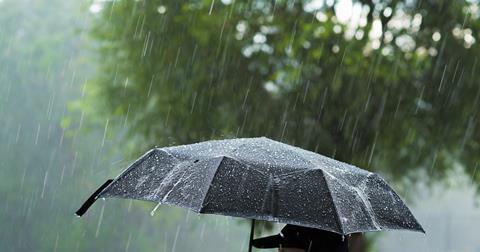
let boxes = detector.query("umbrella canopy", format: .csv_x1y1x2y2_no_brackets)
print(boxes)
76,137,424,236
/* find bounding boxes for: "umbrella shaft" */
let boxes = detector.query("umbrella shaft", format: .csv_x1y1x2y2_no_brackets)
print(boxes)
248,219,255,252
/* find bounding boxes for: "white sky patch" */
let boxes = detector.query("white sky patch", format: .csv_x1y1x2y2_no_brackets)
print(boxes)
350,3,364,27
253,33,267,44
315,12,328,22
383,7,392,18
371,39,381,50
432,31,441,42
334,0,353,24
312,0,369,41
355,30,364,40
264,81,279,94
383,31,393,43
89,0,114,14
387,9,409,31
89,3,103,13
411,13,422,32
452,26,463,38
343,2,364,40
451,26,476,48
236,21,247,33
310,0,435,51
260,25,279,35
235,21,247,40
304,0,324,12
381,46,393,56
369,19,383,39
333,25,342,34
396,34,416,52
157,5,167,14
332,44,340,53
464,32,475,48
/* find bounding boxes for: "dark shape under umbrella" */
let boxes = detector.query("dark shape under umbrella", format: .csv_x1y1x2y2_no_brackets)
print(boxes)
252,224,348,251
76,137,424,250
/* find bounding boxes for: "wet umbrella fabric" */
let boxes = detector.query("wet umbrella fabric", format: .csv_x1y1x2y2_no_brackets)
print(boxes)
76,137,424,247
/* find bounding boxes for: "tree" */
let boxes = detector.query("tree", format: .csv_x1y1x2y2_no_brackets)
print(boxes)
80,0,480,190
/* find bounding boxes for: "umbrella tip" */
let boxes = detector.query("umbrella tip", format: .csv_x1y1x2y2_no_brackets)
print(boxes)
420,227,426,234
416,221,426,234
413,223,426,234
75,179,114,218
75,205,89,217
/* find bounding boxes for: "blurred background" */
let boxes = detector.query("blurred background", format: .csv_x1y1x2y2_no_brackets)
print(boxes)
1,0,479,251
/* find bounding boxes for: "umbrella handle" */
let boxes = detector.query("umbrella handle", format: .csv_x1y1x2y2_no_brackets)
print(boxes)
248,219,255,252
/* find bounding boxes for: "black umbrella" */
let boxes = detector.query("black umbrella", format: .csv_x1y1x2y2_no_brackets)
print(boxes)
76,137,424,251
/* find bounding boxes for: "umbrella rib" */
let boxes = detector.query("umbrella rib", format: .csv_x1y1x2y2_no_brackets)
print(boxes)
198,143,251,213
109,148,161,184
354,174,382,230
160,168,192,203
368,174,425,233
328,173,382,233
96,148,162,199
274,144,346,233
150,150,189,202
198,155,228,213
129,149,180,203
75,149,168,216
318,169,345,235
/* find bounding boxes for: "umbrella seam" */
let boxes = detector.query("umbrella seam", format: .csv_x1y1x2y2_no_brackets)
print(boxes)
151,151,189,202
159,166,193,203
112,148,160,181
97,148,161,198
370,174,425,233
273,142,346,233
197,141,251,211
318,169,345,235
358,174,382,230
280,145,345,233
198,155,228,213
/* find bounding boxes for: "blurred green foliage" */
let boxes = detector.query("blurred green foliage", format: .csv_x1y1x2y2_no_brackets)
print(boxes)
81,0,479,192
0,0,195,251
